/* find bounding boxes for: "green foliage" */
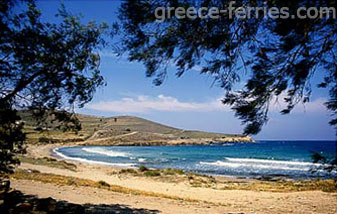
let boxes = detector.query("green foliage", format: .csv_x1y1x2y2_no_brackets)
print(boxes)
138,165,149,172
144,170,161,177
38,136,50,143
120,168,137,174
162,168,184,175
118,0,337,135
0,0,107,174
117,0,337,175
0,104,26,174
19,156,77,171
311,152,337,180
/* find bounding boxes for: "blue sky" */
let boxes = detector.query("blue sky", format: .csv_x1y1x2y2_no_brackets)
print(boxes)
35,0,336,140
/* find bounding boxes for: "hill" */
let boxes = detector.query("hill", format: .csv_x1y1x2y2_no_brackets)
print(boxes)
19,111,253,145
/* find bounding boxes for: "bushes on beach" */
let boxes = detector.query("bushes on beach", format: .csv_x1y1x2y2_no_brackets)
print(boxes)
120,167,184,177
163,168,184,175
120,168,137,174
144,170,161,177
135,166,184,177
18,156,77,172
138,165,149,172
98,180,110,188
38,136,51,143
137,166,162,176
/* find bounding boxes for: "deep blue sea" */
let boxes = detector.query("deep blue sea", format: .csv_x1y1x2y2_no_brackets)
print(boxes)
54,141,336,179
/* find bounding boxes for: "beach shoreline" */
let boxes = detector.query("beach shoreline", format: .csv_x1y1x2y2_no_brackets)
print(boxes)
8,142,336,213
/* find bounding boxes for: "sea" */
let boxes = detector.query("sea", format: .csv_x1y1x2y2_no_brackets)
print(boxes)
54,140,336,179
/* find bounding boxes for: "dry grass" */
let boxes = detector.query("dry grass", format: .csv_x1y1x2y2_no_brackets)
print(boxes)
10,169,337,205
8,169,337,210
116,166,337,192
10,170,209,205
219,179,337,192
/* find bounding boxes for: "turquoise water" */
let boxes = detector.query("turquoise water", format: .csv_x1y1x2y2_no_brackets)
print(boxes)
54,141,336,179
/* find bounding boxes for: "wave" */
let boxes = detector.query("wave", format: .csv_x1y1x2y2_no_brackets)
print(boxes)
199,160,310,171
199,157,324,171
82,147,129,157
138,158,146,162
224,157,322,167
53,148,135,167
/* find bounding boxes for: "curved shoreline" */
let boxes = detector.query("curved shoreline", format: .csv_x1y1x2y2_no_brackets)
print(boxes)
49,143,330,181
52,146,136,167
14,143,337,214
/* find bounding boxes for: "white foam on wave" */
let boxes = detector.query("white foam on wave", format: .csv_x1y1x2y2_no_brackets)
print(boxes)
199,157,325,171
82,147,129,157
53,148,135,167
138,158,146,163
225,157,321,167
199,160,310,171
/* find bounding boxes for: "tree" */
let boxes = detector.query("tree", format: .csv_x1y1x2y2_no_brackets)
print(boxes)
0,0,107,174
117,0,336,174
118,0,336,135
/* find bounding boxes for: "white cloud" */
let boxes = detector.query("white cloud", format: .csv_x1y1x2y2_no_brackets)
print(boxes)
87,95,229,113
87,93,327,115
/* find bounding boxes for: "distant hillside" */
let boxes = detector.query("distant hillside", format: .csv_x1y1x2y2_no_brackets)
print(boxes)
19,111,253,145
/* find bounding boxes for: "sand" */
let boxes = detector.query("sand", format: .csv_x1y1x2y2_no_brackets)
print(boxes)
11,143,337,214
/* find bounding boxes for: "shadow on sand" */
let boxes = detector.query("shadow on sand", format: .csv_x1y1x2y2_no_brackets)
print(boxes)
0,189,160,214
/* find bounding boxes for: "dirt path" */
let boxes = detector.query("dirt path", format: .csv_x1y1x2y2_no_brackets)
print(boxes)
85,130,139,143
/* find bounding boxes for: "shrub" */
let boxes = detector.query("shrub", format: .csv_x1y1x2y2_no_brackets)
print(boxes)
42,157,57,162
163,168,184,175
98,180,110,188
138,165,148,172
66,179,77,186
144,170,161,177
38,136,50,143
120,168,137,174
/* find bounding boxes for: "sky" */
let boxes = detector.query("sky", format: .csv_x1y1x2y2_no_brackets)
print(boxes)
34,0,336,140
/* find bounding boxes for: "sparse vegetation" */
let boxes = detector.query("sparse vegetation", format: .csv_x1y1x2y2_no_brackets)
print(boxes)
162,168,184,175
10,169,204,204
10,169,337,194
144,170,161,177
19,112,251,146
120,168,137,174
38,136,50,143
18,156,77,171
138,165,149,172
98,180,110,188
121,167,186,178
115,166,337,192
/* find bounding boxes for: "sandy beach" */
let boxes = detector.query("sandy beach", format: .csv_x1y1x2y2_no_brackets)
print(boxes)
7,143,336,214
